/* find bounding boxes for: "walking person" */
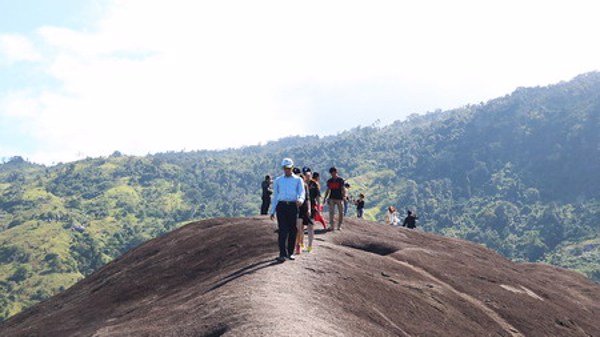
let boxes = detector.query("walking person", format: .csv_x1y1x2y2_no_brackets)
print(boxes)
308,171,321,218
260,175,273,215
343,183,351,217
355,193,365,218
270,158,305,262
308,171,327,230
324,166,345,231
402,210,419,229
294,167,315,253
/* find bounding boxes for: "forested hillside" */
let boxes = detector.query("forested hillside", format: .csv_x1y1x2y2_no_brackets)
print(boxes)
1,72,599,320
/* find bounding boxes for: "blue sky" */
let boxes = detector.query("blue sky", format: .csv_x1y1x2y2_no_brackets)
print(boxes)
0,1,89,32
0,0,98,158
1,0,600,164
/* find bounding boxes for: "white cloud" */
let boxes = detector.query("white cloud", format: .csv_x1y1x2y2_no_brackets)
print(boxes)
1,0,600,164
0,90,42,118
0,34,42,64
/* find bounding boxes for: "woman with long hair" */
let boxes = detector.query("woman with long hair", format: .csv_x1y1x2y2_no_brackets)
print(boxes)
293,167,315,254
309,171,327,230
385,206,399,226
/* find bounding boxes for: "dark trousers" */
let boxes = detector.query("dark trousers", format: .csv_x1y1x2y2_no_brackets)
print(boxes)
260,196,271,215
276,202,298,257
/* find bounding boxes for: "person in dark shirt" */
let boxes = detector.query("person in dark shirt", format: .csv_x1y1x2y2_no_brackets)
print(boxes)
402,210,419,229
308,172,321,216
308,172,327,229
260,175,272,215
296,167,315,253
355,193,365,218
324,166,345,231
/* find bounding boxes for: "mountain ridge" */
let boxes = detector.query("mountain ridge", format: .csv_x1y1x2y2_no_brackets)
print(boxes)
1,216,599,336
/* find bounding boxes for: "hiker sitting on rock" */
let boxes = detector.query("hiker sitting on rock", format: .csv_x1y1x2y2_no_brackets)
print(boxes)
402,210,418,229
385,206,399,226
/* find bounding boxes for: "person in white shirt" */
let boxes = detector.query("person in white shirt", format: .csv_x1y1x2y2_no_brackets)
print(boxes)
385,206,399,226
270,158,305,262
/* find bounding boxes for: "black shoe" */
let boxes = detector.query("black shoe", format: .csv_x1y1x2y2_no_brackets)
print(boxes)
276,256,286,263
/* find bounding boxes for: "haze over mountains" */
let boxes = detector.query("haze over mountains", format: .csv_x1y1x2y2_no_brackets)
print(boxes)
1,218,599,337
0,72,599,321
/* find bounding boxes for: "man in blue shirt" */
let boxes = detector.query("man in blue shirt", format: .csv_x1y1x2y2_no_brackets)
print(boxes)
270,158,305,262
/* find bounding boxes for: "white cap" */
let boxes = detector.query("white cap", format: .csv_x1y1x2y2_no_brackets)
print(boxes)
280,158,294,168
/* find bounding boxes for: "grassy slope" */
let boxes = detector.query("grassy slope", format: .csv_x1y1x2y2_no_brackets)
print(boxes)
0,158,194,319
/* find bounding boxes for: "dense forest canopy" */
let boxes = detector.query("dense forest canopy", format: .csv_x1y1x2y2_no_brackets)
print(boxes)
0,72,599,320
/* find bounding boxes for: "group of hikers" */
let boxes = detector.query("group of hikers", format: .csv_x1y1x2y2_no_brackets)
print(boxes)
385,206,419,228
262,157,417,262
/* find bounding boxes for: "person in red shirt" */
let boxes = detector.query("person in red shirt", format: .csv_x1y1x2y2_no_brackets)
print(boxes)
324,166,346,231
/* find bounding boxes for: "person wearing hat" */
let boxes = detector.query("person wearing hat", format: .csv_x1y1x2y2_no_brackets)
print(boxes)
270,158,305,262
323,166,346,231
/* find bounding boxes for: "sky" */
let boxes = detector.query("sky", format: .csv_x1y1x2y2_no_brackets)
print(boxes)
1,0,599,165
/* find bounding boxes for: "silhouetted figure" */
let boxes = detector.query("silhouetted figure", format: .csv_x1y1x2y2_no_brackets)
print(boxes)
403,210,419,229
260,175,272,215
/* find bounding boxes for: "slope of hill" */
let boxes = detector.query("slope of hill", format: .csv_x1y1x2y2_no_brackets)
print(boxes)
1,217,599,337
1,72,600,320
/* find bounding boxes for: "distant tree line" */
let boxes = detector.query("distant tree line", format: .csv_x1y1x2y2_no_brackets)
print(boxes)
0,71,599,320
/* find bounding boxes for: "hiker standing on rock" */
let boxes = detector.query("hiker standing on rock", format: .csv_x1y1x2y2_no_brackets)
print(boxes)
298,167,315,253
260,175,273,215
308,171,321,218
308,171,327,229
355,193,365,218
271,158,305,262
324,166,345,231
343,183,351,217
402,210,419,229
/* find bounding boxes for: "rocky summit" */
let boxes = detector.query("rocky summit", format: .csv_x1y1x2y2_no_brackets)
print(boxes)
1,217,599,337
